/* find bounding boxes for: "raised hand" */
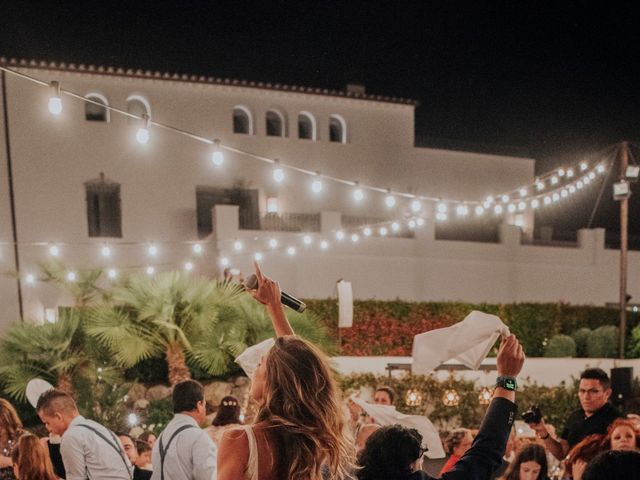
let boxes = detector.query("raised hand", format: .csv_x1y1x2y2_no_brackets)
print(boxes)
496,334,525,377
246,261,282,309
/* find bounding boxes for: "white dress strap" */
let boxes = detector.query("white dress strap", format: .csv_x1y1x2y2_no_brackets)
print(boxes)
240,425,259,480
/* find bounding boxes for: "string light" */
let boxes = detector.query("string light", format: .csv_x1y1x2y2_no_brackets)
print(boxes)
518,201,526,211
558,168,565,177
519,188,527,197
485,196,494,204
494,205,503,215
184,261,194,271
136,114,150,144
416,218,424,226
391,222,400,232
363,227,372,236
233,240,243,251
436,212,447,221
411,199,422,212
596,164,605,174
320,240,329,250
146,266,155,275
351,233,359,242
552,193,560,202
566,168,574,178
379,227,388,236
286,246,296,256
501,195,509,203
273,160,285,183
475,205,485,216
220,257,230,267
576,180,584,189
580,162,588,171
147,244,158,257
107,268,118,279
268,238,278,249
544,196,551,205
507,204,516,213
352,183,364,202
192,243,203,254
536,181,545,191
531,199,540,209
253,252,263,261
49,245,60,257
211,139,224,166
311,175,323,194
437,202,447,214
25,274,35,284
456,205,469,216
408,219,416,228
561,189,568,198
303,235,312,245
550,176,559,185
66,271,77,282
385,191,396,208
101,245,111,257
335,230,345,241
48,81,62,115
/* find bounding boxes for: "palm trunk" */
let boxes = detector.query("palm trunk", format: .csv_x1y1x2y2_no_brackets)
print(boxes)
166,342,191,386
57,372,74,394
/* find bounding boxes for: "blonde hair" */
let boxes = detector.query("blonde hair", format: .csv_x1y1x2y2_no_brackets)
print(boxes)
256,336,356,480
0,398,23,443
11,434,57,480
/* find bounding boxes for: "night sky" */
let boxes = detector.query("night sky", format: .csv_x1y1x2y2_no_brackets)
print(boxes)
2,1,640,243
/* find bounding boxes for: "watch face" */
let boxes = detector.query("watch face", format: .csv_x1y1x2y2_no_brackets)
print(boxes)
504,378,517,390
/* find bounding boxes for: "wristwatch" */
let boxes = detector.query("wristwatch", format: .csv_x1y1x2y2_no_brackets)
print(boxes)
495,376,517,391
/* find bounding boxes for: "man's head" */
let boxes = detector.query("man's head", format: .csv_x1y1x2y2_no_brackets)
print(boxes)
374,386,395,406
36,389,79,436
173,379,206,425
583,450,640,480
135,439,152,467
117,433,137,463
578,368,611,415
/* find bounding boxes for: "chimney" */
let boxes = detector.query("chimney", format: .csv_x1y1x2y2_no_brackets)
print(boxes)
345,84,366,95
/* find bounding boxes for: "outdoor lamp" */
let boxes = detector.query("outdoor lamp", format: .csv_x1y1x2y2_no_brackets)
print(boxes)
613,180,631,201
405,389,423,407
625,165,640,182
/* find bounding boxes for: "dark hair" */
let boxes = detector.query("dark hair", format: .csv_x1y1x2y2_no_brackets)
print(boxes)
444,429,470,454
212,396,241,426
35,389,77,417
374,386,395,404
138,431,156,443
580,368,611,390
115,432,132,440
172,379,204,413
583,450,640,480
136,439,151,455
356,425,424,480
504,443,549,480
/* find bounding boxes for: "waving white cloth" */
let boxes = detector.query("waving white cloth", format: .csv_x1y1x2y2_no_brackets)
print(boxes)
350,395,445,459
235,338,275,379
412,310,509,375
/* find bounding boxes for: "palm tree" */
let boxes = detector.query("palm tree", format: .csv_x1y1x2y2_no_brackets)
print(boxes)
39,260,107,307
86,272,244,385
0,309,96,400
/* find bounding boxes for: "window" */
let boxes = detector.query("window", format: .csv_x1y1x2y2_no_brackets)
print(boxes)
297,112,316,140
196,186,260,237
329,115,347,143
266,110,285,137
233,106,253,134
126,95,151,125
85,173,122,238
85,93,109,122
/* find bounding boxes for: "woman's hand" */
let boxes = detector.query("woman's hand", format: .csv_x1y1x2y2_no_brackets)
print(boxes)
246,261,281,310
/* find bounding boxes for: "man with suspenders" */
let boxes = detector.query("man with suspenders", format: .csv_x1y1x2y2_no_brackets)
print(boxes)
151,379,217,480
36,389,133,480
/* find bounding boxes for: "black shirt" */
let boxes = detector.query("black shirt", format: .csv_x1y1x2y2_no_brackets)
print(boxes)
133,466,152,480
561,402,621,448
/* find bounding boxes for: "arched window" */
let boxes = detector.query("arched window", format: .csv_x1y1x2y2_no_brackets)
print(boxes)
266,110,285,137
329,115,347,143
233,106,253,134
297,112,316,140
126,95,151,125
85,93,110,122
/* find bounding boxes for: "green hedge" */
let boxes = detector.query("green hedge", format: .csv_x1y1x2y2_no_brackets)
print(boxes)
304,299,623,357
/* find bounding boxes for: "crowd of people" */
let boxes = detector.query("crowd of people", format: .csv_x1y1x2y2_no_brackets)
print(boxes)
0,263,639,479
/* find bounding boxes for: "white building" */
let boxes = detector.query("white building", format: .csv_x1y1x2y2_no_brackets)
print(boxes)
0,58,625,329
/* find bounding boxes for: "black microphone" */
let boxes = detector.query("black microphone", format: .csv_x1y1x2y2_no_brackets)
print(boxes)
244,274,307,313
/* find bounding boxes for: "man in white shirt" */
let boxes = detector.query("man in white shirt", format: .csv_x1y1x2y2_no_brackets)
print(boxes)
36,389,133,480
151,379,217,480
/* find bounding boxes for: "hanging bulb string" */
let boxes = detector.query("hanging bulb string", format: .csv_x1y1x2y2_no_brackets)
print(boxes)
0,64,620,208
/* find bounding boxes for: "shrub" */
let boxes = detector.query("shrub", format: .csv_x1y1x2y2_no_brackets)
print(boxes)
571,328,592,357
586,326,619,358
544,335,577,357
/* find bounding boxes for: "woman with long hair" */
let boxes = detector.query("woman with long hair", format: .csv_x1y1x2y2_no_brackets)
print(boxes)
205,396,242,445
217,262,356,480
564,434,605,480
604,418,639,452
10,434,57,480
0,399,24,480
500,443,549,480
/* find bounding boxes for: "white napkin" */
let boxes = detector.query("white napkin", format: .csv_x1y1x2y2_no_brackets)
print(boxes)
412,310,509,375
235,338,275,379
350,395,446,459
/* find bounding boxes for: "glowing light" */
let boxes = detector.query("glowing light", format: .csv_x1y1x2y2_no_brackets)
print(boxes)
335,230,345,241
475,205,485,216
311,178,323,194
287,246,296,256
391,222,400,232
576,180,584,189
544,196,551,205
269,238,278,249
518,202,526,211
66,271,77,282
266,197,279,213
456,205,469,216
531,199,540,209
552,193,560,202
192,244,203,254
320,240,329,250
566,168,574,178
411,199,422,212
220,257,230,267
184,262,194,271
136,119,150,144
233,240,243,251
146,266,155,275
379,227,388,236
128,413,139,426
408,219,417,228
273,161,285,183
494,205,503,215
253,252,263,262
45,308,57,323
211,140,224,166
437,203,447,213
501,195,509,203
25,274,35,284
147,245,158,257
507,204,516,213
107,269,118,279
405,389,423,407
101,245,111,257
436,212,448,221
514,216,525,227
478,387,492,405
363,227,372,236
550,176,559,185
49,245,60,257
561,189,568,198
442,389,460,407
303,235,312,245
416,218,425,226
353,186,364,202
558,168,565,177
596,164,605,174
536,181,545,191
485,196,494,204
385,193,396,208
48,81,62,115
568,185,576,194
580,162,588,171
351,233,359,242
519,188,527,197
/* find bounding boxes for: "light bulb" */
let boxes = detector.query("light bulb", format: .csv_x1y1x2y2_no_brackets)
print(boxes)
193,243,203,254
146,266,155,275
536,181,545,191
408,219,417,228
411,199,422,212
269,238,278,249
25,274,35,284
148,245,158,257
576,180,584,189
320,240,329,250
391,222,400,231
494,205,503,215
67,271,77,282
48,97,62,115
363,227,372,236
436,212,448,221
569,185,576,194
311,178,323,194
531,199,540,209
220,257,230,267
287,246,296,256
107,268,118,279
566,168,574,178
351,233,359,242
544,196,551,205
211,150,224,167
335,230,345,241
254,252,263,261
456,205,469,216
550,176,558,185
184,262,194,271
561,189,568,198
49,245,60,257
596,164,605,174
385,193,396,208
128,413,139,426
379,227,388,236
101,245,111,257
558,168,565,177
583,175,591,185
353,186,364,202
580,162,588,171
518,201,526,211
303,235,312,245
437,203,447,213
475,205,485,215
519,188,527,197
416,218,425,226
552,193,560,202
485,196,494,204
233,240,243,251
273,161,285,183
136,127,149,144
507,204,516,213
501,195,510,203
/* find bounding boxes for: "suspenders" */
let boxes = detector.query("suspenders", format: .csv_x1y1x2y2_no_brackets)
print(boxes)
76,423,133,480
158,424,196,480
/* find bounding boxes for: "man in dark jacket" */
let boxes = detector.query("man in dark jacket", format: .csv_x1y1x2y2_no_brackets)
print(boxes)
356,334,524,480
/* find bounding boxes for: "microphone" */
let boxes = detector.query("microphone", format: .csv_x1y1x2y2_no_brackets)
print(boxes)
244,274,307,313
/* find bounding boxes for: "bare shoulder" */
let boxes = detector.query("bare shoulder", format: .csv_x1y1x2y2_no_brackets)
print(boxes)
220,425,250,443
218,426,250,479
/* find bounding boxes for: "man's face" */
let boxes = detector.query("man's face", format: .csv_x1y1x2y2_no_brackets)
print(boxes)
38,411,67,436
374,390,392,406
119,436,138,463
578,379,611,414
